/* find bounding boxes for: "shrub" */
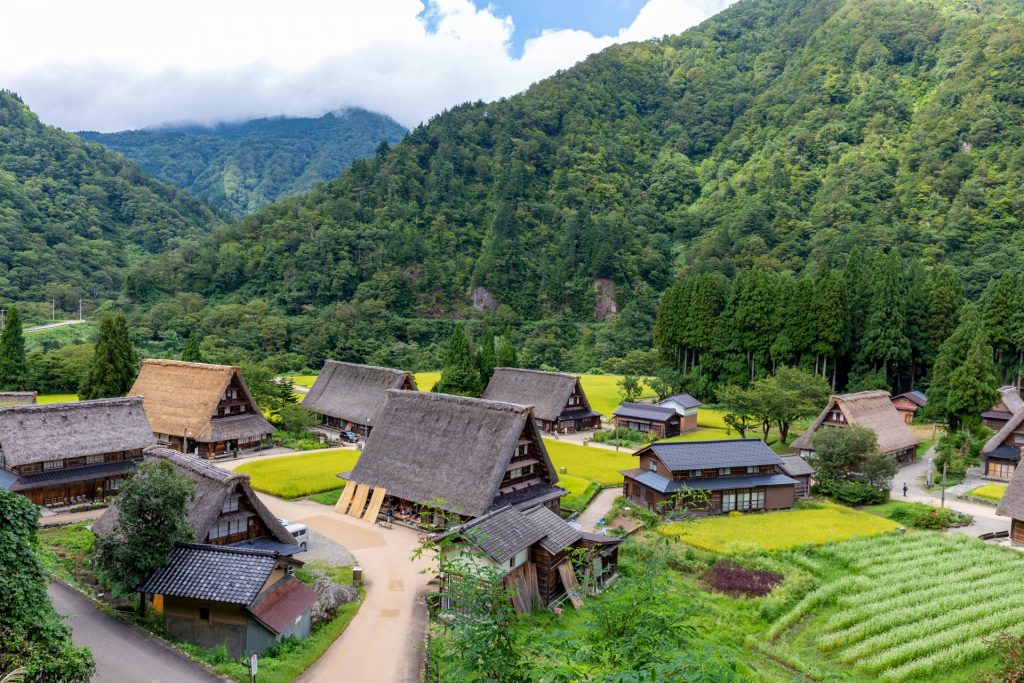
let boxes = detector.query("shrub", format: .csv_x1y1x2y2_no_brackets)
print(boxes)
874,502,972,530
703,561,783,597
592,427,655,447
310,576,360,625
813,479,889,506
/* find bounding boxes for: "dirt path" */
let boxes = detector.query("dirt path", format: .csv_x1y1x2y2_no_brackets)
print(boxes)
575,488,620,532
254,495,433,683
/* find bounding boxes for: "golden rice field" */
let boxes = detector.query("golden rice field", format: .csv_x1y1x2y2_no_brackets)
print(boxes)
236,449,360,498
664,502,900,553
967,483,1007,501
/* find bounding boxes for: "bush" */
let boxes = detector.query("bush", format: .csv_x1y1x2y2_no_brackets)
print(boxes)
812,479,889,506
592,427,655,447
703,561,783,597
871,501,972,530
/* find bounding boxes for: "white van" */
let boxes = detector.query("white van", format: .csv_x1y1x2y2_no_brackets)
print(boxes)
277,518,308,551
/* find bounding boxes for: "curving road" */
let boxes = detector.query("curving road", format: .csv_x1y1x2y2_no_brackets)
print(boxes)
48,582,220,683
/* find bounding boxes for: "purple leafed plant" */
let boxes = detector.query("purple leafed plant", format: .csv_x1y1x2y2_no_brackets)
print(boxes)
703,561,783,597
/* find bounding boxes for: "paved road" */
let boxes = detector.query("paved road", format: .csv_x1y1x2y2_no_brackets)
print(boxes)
25,319,88,333
48,582,219,683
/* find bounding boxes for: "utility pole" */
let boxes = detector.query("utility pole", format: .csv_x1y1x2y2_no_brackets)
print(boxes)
79,298,83,321
940,462,947,508
0,308,6,329
52,297,56,321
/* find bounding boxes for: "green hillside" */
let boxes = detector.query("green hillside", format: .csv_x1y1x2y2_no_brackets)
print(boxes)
80,109,408,217
122,0,1024,373
0,90,221,306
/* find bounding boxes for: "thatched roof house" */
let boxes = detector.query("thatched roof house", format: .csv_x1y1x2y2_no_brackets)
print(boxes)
130,359,275,458
0,397,154,507
301,361,417,435
93,446,296,549
482,368,600,432
790,391,919,464
339,390,564,520
983,386,1024,431
981,407,1024,481
0,391,37,406
996,465,1024,544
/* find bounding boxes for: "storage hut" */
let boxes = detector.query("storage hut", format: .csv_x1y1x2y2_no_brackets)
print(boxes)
611,402,681,438
779,454,815,498
656,393,703,433
890,391,927,423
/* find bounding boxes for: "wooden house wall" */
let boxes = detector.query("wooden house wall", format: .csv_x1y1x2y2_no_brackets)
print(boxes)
1012,518,1024,545
612,415,678,438
530,546,567,607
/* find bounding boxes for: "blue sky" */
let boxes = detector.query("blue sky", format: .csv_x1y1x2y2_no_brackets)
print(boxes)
470,0,650,55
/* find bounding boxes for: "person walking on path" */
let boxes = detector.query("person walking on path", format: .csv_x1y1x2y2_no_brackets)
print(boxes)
902,483,908,497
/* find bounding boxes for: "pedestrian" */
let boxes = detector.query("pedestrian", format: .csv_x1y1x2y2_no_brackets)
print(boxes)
902,483,908,497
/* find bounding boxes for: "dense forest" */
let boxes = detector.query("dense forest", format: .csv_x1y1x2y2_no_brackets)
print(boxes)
6,0,1024,392
80,110,407,217
0,91,221,309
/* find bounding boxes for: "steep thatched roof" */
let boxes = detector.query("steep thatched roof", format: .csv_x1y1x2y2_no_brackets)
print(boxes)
301,361,416,425
984,410,1024,454
93,446,293,545
997,386,1024,415
790,391,918,454
130,359,274,442
482,368,585,422
998,465,1024,519
0,392,37,406
0,397,154,467
779,454,815,477
349,390,561,517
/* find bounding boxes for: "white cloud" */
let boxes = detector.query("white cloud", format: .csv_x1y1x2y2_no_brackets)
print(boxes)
0,0,736,131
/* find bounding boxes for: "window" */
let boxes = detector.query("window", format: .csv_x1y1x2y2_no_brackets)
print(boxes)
718,467,731,476
199,608,210,621
222,495,240,513
43,459,63,470
517,443,529,457
722,488,765,512
568,395,580,406
1013,434,1024,445
208,517,247,539
691,469,702,477
507,465,533,480
107,478,121,491
647,459,658,472
87,454,105,464
238,405,246,413
747,466,759,474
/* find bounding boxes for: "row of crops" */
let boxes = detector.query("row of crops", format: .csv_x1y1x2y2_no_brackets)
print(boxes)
766,533,1024,681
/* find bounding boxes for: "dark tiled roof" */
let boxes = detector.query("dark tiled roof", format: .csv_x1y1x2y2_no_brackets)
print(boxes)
247,576,319,635
892,391,927,407
525,505,581,554
660,393,703,409
451,507,547,564
779,455,815,477
612,402,677,421
623,469,796,494
229,538,303,556
986,446,1022,462
10,459,137,491
639,439,782,472
489,482,566,512
139,542,277,604
983,410,1013,421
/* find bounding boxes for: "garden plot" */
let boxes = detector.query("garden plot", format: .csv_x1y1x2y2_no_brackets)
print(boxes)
767,533,1024,682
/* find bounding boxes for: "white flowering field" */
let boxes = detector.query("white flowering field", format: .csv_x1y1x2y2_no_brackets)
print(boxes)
765,533,1024,681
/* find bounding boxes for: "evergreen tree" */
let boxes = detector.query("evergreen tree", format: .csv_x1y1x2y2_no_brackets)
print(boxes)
928,303,981,430
923,265,964,369
812,269,848,386
861,250,910,385
653,282,687,371
843,247,871,356
732,268,779,379
181,330,203,363
0,307,28,391
946,327,999,430
477,329,497,387
981,275,1017,380
435,324,483,396
79,312,138,399
902,260,930,390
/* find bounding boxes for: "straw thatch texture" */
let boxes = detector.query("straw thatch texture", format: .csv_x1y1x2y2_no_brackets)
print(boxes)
301,361,416,425
92,446,294,545
790,390,918,454
984,410,1024,454
0,392,37,406
129,359,273,442
0,397,154,467
998,386,1024,415
482,368,582,422
997,466,1024,519
349,390,560,517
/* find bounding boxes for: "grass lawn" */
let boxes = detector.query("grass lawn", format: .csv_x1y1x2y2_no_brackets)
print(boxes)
663,502,900,552
37,393,79,404
236,450,360,498
308,488,343,506
543,439,636,487
558,474,601,512
967,483,1007,502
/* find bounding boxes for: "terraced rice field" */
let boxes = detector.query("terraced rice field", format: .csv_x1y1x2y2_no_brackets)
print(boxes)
767,533,1024,681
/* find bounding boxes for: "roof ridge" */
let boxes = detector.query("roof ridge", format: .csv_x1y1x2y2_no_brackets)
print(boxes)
493,367,576,379
174,541,278,557
386,389,530,413
0,395,143,414
837,390,891,400
140,358,237,371
653,438,766,447
322,360,410,375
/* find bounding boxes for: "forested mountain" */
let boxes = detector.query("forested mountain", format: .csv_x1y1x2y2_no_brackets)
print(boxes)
0,91,220,308
80,110,408,217
122,0,1024,378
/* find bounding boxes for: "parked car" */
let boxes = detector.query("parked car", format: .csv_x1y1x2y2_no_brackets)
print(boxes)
339,430,362,443
285,522,308,551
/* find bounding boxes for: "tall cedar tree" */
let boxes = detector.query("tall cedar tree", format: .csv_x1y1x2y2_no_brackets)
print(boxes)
843,248,871,355
981,276,1017,379
80,312,138,399
181,330,204,362
496,335,518,368
861,251,910,385
732,269,778,379
435,324,482,396
0,490,95,681
812,269,848,385
946,327,999,430
923,265,964,368
0,307,28,390
477,329,497,387
928,303,982,430
93,460,195,596
902,260,930,390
